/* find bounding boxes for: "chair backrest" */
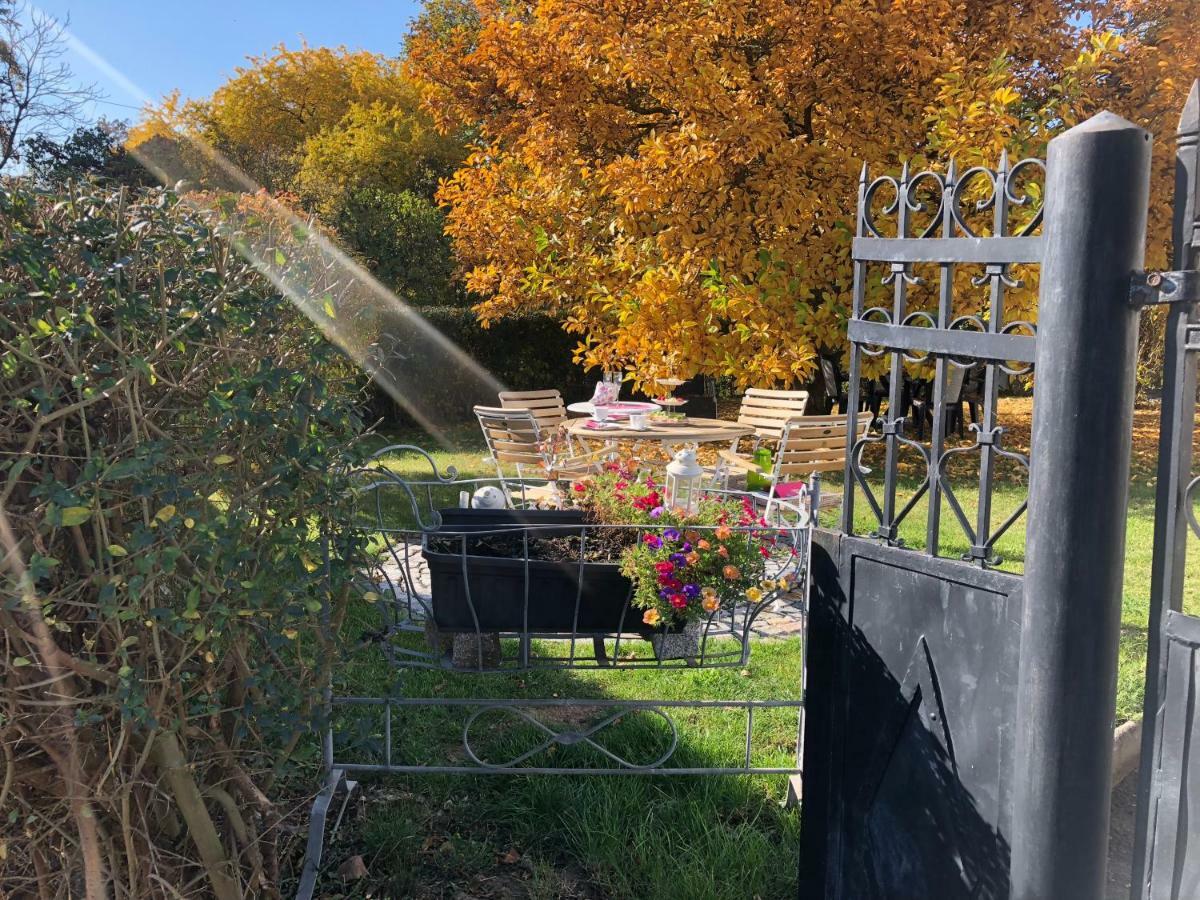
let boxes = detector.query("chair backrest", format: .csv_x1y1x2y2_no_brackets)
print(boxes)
736,388,811,441
770,414,869,480
474,406,545,469
498,389,567,431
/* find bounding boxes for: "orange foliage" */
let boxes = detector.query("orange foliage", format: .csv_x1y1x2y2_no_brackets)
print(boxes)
407,0,1198,388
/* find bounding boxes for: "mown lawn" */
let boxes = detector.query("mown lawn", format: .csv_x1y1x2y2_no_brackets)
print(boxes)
317,407,1192,898
367,413,1188,722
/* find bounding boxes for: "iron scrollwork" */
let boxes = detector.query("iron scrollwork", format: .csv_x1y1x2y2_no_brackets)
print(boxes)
844,152,1045,565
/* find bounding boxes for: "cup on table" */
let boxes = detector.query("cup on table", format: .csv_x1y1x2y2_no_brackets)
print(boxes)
629,412,648,431
592,405,611,423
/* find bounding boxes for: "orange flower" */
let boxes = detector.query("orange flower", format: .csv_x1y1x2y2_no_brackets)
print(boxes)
684,529,701,543
697,539,711,550
715,525,732,541
685,551,700,565
717,545,729,558
643,608,661,626
701,595,720,613
722,565,740,580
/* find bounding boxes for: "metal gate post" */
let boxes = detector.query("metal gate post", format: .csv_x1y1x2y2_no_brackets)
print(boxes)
1012,113,1151,899
1129,81,1200,900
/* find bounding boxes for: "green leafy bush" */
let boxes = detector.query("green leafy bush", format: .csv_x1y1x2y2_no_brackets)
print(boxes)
371,305,595,425
0,179,372,897
335,187,465,307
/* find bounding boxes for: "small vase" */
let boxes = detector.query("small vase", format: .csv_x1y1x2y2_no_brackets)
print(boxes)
650,621,701,661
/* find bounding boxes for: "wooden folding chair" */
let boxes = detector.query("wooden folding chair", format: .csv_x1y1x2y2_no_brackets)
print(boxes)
498,389,568,429
718,414,870,516
474,406,606,506
733,387,811,449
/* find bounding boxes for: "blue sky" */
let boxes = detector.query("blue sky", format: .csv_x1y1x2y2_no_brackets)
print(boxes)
32,1,425,120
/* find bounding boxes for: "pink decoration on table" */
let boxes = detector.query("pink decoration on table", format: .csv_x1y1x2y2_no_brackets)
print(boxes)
590,381,620,407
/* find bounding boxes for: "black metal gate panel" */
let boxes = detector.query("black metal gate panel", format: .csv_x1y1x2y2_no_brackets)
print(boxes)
1132,81,1200,900
801,151,1044,897
802,531,1022,898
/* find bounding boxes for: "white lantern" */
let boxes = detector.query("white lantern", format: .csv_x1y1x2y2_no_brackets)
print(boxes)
665,448,704,515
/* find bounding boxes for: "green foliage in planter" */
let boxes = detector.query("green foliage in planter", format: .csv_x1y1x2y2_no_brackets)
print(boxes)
0,179,373,897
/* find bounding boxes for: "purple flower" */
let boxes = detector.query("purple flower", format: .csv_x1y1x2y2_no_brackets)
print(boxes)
669,552,688,567
662,527,681,542
681,541,692,552
650,506,665,519
659,588,673,600
682,583,701,599
643,534,663,549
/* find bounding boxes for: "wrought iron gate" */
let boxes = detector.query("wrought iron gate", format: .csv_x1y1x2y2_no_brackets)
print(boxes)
1131,81,1200,900
800,82,1200,900
801,151,1042,897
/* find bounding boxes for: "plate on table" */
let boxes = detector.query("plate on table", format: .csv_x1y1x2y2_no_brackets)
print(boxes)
573,400,662,420
587,400,659,419
648,411,688,425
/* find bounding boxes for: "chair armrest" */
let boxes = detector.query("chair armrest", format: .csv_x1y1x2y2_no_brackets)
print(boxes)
717,449,767,474
560,448,610,467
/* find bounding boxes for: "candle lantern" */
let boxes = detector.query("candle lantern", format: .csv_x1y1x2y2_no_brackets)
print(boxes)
665,448,704,515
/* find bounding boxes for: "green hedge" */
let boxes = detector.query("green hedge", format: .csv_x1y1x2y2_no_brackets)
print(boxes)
368,306,595,426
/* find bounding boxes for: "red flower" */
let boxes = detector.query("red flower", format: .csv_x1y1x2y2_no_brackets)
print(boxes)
654,561,675,574
658,573,674,586
669,593,688,609
572,482,587,493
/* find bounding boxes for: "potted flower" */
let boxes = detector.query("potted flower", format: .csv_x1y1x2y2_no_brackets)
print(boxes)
579,465,786,659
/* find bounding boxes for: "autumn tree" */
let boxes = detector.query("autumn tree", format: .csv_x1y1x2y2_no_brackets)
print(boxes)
129,43,470,304
406,0,1198,387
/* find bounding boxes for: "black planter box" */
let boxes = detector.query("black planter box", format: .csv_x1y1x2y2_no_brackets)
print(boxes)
422,508,646,635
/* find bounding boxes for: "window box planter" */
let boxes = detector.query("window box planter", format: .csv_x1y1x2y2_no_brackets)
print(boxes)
422,508,650,636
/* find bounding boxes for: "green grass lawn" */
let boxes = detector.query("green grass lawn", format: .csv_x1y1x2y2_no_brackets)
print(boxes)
318,422,1191,898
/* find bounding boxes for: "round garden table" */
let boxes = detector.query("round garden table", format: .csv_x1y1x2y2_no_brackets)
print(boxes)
566,415,754,448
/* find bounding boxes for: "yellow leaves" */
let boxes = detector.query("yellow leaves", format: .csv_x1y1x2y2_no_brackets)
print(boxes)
406,0,1189,388
153,505,176,524
991,87,1021,107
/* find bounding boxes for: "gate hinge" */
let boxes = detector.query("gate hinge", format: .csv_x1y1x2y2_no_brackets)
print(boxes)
1130,270,1200,307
